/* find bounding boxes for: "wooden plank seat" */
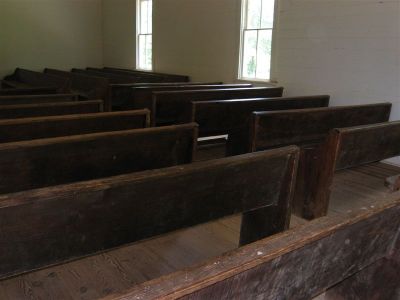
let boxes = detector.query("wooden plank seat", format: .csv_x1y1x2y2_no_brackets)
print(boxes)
191,95,330,145
0,100,103,119
0,146,298,280
0,109,149,143
0,123,196,194
129,84,253,111
0,162,398,299
0,93,78,105
102,66,191,82
244,103,392,219
3,68,70,92
150,87,285,126
0,86,59,95
44,68,111,111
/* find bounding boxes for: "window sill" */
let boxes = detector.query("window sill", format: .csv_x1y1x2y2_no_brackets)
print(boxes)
236,78,279,86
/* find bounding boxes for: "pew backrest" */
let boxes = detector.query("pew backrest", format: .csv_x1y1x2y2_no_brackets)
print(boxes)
152,87,285,125
102,67,190,82
0,86,58,95
0,123,197,194
0,146,298,279
72,68,141,84
0,109,150,143
0,100,103,119
0,94,78,105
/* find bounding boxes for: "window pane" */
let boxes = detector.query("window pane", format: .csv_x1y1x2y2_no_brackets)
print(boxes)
138,35,147,69
140,0,148,34
246,0,261,29
145,35,152,70
147,0,152,33
261,0,275,28
242,30,258,78
256,29,272,79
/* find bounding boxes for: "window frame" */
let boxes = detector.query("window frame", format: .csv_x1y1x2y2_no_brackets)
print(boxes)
238,0,277,82
136,0,153,71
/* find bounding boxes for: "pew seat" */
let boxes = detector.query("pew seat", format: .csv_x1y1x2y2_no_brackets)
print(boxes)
0,162,398,300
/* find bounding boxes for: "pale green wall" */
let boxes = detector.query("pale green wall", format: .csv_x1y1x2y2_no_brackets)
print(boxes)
0,0,103,78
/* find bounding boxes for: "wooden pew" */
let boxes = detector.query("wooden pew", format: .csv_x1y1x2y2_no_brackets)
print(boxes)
0,109,149,143
150,87,285,126
191,95,330,139
0,146,298,280
106,194,400,300
102,66,190,82
0,94,78,105
0,123,196,194
0,100,103,119
247,103,392,219
44,68,111,111
0,87,59,95
3,68,70,92
72,68,145,84
311,121,400,220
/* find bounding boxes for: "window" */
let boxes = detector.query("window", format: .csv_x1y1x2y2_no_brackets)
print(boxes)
239,0,275,80
137,0,152,70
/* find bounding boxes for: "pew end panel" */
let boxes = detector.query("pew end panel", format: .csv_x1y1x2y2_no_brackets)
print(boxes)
0,146,299,280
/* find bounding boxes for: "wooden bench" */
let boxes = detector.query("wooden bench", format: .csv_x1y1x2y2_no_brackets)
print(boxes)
106,194,400,300
0,93,78,105
0,87,59,95
0,146,298,280
311,121,400,220
191,95,330,141
0,123,196,194
102,66,190,82
150,87,285,126
3,68,70,92
0,100,103,119
72,68,144,84
0,109,149,143
44,68,111,111
247,103,392,219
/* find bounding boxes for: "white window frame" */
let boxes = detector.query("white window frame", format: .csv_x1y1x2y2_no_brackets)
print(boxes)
136,0,153,70
238,0,277,81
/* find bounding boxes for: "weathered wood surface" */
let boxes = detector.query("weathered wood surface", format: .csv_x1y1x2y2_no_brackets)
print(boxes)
0,147,298,280
0,123,196,194
102,67,190,82
0,100,103,119
0,93,78,105
44,68,111,111
312,120,400,220
0,86,58,95
104,194,400,300
152,87,284,125
130,84,253,111
0,109,149,143
246,103,392,219
385,174,400,192
249,103,392,152
3,68,70,92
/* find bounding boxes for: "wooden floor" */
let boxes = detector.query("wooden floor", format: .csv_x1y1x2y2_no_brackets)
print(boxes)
0,145,399,299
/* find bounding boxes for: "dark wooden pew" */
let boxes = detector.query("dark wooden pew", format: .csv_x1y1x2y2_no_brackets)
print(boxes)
0,94,78,105
108,194,400,300
150,87,285,126
0,109,149,143
0,87,59,95
72,68,145,84
191,95,330,140
0,100,103,119
44,68,111,111
0,146,298,280
102,66,190,82
0,123,196,194
311,121,400,220
246,103,392,219
87,67,167,83
3,68,70,92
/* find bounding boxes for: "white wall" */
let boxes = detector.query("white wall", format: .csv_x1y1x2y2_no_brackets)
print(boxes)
0,0,103,78
102,0,136,68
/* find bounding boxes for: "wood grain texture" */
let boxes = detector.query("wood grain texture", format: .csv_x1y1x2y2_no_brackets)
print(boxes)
0,123,197,193
0,109,149,143
106,195,400,300
45,69,111,111
0,93,78,105
0,146,297,280
0,100,103,119
152,87,284,125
